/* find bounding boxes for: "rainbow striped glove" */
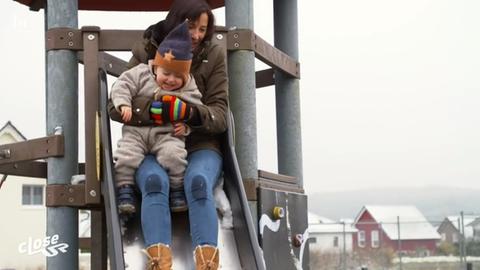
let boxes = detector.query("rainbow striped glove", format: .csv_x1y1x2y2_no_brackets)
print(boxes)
150,95,191,125
150,101,164,125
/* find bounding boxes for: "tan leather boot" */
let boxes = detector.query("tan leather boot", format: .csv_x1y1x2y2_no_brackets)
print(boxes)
142,243,172,270
194,245,220,270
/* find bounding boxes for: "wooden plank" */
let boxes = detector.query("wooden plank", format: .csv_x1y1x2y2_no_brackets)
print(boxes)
15,0,225,12
83,28,101,205
0,135,64,165
0,161,85,178
258,170,297,184
256,69,275,89
227,29,300,78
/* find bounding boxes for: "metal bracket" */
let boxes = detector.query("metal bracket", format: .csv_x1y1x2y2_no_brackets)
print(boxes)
46,184,86,207
0,149,11,159
0,135,64,165
46,27,143,52
46,28,83,51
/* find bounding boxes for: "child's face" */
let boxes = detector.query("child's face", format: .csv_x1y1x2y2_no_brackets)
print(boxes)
155,66,184,91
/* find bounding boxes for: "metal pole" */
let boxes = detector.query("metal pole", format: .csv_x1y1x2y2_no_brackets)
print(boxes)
342,222,347,270
379,222,383,249
273,0,303,186
397,216,402,270
461,211,466,267
458,216,464,267
225,0,258,182
45,1,79,269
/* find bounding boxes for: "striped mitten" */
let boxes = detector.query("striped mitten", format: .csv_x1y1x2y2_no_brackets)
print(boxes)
158,95,192,123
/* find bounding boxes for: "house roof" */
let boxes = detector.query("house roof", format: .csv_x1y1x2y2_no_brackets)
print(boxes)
308,212,357,234
447,215,479,229
0,121,27,142
13,0,225,12
471,217,480,227
440,215,480,239
309,223,358,234
355,205,440,240
308,212,334,225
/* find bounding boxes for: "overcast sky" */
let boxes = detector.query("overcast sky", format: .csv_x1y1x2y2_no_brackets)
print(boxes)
1,1,480,194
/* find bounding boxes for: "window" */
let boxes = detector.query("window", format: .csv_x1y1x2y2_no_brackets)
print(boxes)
22,185,43,206
441,233,446,241
309,237,317,243
333,236,339,247
358,231,366,247
371,230,379,248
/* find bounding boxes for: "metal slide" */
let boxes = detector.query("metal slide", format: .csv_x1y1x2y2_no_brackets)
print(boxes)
99,69,126,270
98,69,265,269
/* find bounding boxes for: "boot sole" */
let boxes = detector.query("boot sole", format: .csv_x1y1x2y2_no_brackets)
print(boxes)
118,205,136,214
170,205,188,212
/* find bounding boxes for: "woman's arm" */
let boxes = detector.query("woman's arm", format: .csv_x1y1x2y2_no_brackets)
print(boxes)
127,39,153,69
187,44,228,135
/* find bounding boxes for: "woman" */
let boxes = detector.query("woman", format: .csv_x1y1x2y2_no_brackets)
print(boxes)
113,0,228,269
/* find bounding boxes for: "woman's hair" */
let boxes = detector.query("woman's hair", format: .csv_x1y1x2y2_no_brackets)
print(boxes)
145,0,215,45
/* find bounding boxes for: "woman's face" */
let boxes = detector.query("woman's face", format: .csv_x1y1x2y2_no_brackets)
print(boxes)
188,12,209,50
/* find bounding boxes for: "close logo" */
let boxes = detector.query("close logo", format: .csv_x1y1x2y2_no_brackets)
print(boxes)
18,234,69,257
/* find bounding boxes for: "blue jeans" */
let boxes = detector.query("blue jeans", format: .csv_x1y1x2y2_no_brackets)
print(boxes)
135,150,222,247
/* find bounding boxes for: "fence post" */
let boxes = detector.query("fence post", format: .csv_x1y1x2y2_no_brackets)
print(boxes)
397,216,402,270
342,221,347,270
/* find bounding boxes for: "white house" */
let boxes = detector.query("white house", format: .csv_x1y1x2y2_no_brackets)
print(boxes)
308,212,357,253
0,122,91,270
0,121,47,269
471,217,480,242
437,215,480,243
448,215,478,240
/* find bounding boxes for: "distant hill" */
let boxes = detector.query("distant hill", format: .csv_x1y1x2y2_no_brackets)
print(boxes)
308,186,480,224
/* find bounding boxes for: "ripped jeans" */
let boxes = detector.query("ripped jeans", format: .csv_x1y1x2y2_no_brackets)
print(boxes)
135,150,222,247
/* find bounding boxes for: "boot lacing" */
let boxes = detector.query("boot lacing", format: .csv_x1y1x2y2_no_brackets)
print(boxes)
142,247,160,270
199,247,219,270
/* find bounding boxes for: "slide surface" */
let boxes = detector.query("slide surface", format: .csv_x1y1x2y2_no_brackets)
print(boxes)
99,69,265,269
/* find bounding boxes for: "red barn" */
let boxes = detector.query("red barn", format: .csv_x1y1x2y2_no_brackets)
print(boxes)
353,205,440,256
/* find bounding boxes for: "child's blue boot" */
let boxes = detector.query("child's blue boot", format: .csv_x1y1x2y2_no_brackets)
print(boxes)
170,186,187,212
117,184,136,215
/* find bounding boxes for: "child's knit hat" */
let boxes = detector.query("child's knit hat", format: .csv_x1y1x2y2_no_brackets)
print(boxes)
152,21,192,82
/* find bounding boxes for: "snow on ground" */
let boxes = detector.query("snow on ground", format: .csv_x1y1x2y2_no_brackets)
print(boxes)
393,256,480,263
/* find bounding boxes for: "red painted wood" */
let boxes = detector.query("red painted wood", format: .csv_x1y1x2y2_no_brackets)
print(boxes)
354,209,438,255
14,0,224,11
